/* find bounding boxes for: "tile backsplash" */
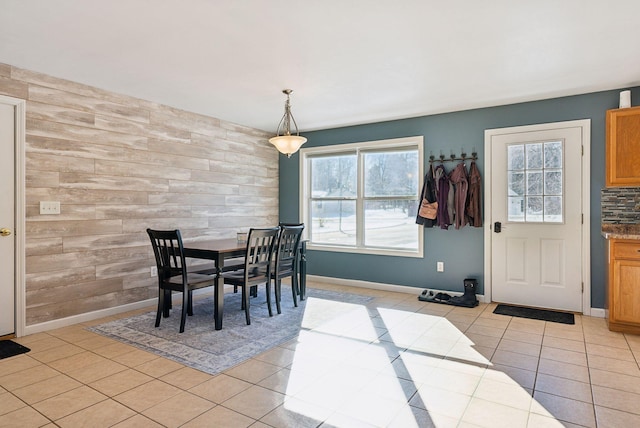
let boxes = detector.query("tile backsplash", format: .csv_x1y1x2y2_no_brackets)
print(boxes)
601,187,640,224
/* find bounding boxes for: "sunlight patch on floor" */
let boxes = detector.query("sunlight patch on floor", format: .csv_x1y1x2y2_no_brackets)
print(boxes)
282,295,570,427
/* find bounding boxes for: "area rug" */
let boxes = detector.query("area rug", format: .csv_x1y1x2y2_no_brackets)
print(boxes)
493,304,575,324
90,288,372,375
0,340,30,359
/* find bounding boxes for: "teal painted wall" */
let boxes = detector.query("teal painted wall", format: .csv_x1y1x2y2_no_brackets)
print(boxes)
279,87,640,309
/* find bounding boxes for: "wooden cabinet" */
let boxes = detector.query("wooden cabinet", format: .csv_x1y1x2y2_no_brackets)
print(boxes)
606,106,640,187
608,239,640,334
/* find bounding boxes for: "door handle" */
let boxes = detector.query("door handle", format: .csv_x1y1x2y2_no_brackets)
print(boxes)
494,222,501,233
0,228,11,237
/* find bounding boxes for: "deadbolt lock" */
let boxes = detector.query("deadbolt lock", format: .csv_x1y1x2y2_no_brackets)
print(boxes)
0,228,11,237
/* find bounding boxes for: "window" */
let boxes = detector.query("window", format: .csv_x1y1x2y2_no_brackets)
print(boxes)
300,136,423,257
507,140,563,222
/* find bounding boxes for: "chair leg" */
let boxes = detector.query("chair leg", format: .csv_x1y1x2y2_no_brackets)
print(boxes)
180,293,188,333
275,278,282,314
266,282,273,317
243,286,251,325
291,275,298,308
155,288,164,327
163,290,171,317
187,290,194,316
293,269,300,296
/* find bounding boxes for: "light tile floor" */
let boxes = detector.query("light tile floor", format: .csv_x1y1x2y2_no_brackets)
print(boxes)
1,281,640,427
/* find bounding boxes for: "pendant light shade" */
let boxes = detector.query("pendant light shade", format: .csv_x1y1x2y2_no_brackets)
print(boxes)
269,89,307,157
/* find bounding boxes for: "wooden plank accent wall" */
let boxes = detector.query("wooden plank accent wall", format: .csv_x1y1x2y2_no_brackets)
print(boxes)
0,63,279,326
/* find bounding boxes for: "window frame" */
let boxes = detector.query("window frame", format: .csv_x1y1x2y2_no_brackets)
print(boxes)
506,139,565,224
299,136,424,258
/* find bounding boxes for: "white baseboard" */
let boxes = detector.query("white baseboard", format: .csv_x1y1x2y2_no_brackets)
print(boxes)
305,275,611,314
22,287,218,337
307,275,486,301
23,298,157,336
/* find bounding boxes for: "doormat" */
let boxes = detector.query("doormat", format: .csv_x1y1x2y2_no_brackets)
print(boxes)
493,304,575,325
0,340,30,359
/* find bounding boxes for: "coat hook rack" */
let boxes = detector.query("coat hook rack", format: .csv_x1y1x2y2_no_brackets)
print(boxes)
429,149,478,164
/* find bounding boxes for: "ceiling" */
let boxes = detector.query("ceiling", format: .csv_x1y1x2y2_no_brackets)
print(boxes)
1,1,639,134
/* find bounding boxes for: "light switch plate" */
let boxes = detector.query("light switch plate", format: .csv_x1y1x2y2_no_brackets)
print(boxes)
40,201,61,215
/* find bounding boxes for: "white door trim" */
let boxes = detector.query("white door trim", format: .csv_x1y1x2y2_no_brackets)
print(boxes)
0,95,26,337
484,119,591,316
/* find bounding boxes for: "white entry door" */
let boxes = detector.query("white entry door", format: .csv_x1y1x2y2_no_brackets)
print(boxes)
486,120,589,312
0,102,16,335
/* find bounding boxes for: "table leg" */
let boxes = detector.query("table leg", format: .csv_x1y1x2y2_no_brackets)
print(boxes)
299,241,307,300
214,256,224,330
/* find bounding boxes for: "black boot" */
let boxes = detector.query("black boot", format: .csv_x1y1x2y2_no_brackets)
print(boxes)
449,278,478,307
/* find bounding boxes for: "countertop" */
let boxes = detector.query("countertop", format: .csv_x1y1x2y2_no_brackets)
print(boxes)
601,223,640,240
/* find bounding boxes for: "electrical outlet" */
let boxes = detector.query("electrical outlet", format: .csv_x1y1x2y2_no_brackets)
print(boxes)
151,266,158,277
437,261,444,272
40,201,61,215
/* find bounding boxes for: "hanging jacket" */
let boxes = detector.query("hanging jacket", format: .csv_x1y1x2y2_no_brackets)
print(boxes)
467,161,483,227
449,162,469,230
434,164,450,229
447,170,455,227
416,164,437,227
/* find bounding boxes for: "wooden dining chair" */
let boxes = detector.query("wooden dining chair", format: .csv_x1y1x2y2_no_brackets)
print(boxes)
220,227,280,325
147,228,216,333
272,224,305,314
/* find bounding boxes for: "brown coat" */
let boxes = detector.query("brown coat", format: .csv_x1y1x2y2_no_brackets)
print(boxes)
449,163,469,230
466,161,482,227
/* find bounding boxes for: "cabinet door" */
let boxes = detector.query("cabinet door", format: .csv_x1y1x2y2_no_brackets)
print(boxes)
606,107,640,187
610,258,640,325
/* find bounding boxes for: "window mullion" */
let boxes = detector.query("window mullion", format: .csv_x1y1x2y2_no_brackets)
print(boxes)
356,149,364,247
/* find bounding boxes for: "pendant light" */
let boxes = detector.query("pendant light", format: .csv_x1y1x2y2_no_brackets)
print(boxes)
269,89,307,157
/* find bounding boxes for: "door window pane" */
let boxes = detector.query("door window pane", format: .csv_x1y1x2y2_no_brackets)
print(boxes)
526,196,543,222
508,197,524,221
507,141,564,223
544,141,563,168
526,171,543,195
508,172,525,196
526,143,543,169
508,145,525,170
544,196,562,221
544,170,562,195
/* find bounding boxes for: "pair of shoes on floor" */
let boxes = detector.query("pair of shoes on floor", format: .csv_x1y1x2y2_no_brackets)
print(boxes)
418,290,452,303
433,292,451,303
418,289,478,307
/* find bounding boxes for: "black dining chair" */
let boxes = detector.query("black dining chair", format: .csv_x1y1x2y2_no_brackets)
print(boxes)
147,228,216,333
220,227,280,325
272,224,305,314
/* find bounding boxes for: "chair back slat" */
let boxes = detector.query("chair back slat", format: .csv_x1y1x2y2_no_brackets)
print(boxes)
244,227,280,282
275,224,304,274
147,229,186,280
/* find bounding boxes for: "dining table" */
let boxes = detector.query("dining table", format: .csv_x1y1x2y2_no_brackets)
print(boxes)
183,237,307,330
